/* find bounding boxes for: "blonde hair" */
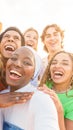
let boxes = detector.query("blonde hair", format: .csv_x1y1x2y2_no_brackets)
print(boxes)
23,27,39,39
41,24,64,52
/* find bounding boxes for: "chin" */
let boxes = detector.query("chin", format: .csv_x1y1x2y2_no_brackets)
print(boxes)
7,81,17,87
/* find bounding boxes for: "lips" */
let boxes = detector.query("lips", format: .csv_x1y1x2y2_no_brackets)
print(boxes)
27,44,32,47
54,71,63,76
9,70,22,80
53,71,64,79
5,45,15,51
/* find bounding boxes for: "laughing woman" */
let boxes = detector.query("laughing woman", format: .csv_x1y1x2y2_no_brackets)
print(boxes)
39,51,73,130
0,46,59,130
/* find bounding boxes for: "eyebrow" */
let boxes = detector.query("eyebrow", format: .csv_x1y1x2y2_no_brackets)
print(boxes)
53,59,69,62
62,60,69,62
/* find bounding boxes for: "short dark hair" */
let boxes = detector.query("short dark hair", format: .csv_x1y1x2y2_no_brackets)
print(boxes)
0,26,25,46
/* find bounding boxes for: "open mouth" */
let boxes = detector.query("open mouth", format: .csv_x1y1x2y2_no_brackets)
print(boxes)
27,44,33,47
5,45,15,52
54,71,63,78
9,70,22,79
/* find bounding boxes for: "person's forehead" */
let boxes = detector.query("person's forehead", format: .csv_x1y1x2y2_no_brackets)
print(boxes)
15,47,34,56
25,30,38,36
46,27,58,32
54,53,71,61
4,30,20,36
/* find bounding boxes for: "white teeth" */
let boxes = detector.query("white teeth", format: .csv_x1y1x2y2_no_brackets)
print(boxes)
54,71,63,75
5,45,15,50
54,71,62,74
10,70,22,77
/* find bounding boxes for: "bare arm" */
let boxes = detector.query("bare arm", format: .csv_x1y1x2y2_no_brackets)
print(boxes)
65,118,73,130
0,92,33,107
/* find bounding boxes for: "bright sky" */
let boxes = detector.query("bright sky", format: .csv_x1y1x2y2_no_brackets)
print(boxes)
0,0,73,57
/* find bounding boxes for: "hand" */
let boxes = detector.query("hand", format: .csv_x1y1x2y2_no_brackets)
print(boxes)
38,84,63,113
0,92,34,107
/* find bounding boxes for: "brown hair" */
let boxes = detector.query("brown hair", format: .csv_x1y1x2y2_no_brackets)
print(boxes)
40,51,73,87
0,26,25,46
23,27,39,39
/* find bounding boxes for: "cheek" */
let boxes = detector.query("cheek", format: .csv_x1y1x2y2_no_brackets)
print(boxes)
44,38,48,43
17,41,22,48
25,68,35,77
57,36,61,42
6,61,11,70
1,39,6,44
66,69,72,76
0,42,4,49
25,37,29,41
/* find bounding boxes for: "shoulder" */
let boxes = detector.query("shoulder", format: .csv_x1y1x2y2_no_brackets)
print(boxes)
30,90,57,112
29,90,59,130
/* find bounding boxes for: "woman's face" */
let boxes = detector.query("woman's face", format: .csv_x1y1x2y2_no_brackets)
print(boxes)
24,30,38,50
44,27,62,53
6,47,35,90
0,30,22,59
50,52,73,85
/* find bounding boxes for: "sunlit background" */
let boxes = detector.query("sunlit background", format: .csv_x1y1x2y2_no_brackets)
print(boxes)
0,0,73,57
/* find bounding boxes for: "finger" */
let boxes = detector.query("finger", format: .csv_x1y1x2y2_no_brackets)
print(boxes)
0,98,29,107
0,92,34,107
38,84,52,92
38,87,53,94
15,99,28,104
38,87,44,90
10,94,32,103
19,95,33,100
15,97,31,104
10,92,33,98
10,94,33,102
22,92,34,97
0,102,16,108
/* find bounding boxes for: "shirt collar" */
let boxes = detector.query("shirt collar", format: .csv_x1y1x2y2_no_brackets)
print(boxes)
15,83,37,92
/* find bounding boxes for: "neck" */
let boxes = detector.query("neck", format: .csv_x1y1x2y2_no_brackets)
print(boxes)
52,83,72,93
10,82,29,92
48,49,63,61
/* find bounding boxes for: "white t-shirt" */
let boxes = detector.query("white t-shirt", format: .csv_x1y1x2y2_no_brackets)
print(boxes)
0,83,60,130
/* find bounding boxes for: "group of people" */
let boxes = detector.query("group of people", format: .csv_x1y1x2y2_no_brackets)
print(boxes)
0,23,73,130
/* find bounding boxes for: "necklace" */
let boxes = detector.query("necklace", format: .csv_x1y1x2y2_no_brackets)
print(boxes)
52,86,72,94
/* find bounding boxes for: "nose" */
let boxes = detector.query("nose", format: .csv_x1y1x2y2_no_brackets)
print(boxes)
14,60,22,68
8,37,14,42
29,36,34,41
50,35,55,40
55,63,61,68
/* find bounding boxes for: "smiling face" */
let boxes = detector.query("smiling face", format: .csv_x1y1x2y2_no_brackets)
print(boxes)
6,47,35,91
44,27,62,53
50,52,73,86
24,30,38,50
0,30,22,59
